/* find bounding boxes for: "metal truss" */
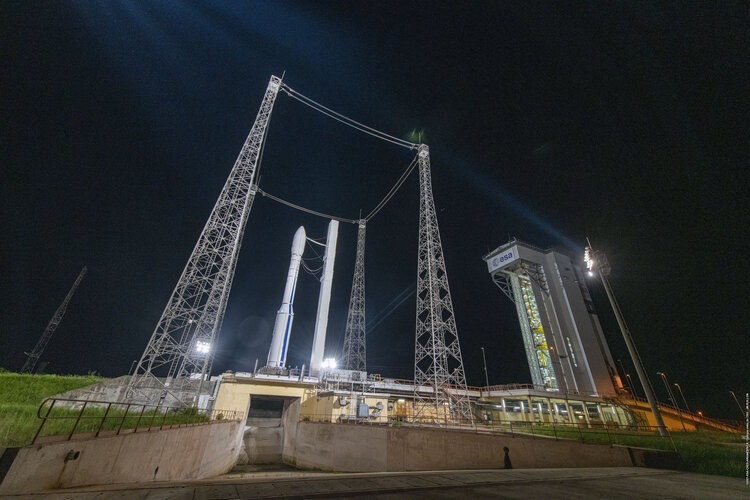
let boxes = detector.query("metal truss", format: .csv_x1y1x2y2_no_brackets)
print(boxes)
127,76,282,405
342,220,367,372
491,272,514,302
413,145,473,423
520,261,549,295
22,266,87,373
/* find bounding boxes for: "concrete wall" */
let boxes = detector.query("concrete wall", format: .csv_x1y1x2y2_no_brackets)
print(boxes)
51,376,218,408
237,418,284,465
0,420,243,494
285,422,634,472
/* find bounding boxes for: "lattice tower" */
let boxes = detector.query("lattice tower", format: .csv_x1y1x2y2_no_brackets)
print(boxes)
21,266,87,373
413,144,473,423
127,76,282,405
342,220,367,371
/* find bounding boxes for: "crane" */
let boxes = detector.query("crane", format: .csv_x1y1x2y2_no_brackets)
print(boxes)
21,266,87,373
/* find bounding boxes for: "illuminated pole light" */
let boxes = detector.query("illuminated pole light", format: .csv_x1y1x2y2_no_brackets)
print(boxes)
585,239,668,437
196,341,211,354
321,358,337,370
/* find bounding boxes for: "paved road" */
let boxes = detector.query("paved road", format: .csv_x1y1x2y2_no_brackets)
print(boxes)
2,467,745,499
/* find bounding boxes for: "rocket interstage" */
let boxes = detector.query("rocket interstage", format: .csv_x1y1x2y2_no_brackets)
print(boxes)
266,226,306,368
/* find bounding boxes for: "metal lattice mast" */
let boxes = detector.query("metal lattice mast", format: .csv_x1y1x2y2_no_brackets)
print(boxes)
413,144,472,423
21,266,87,374
127,76,282,404
342,220,367,371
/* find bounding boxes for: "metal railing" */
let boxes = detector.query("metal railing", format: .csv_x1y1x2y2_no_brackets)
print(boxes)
33,397,243,444
614,395,743,433
297,413,676,450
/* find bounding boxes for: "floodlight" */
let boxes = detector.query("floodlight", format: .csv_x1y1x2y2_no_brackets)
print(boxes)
321,357,337,370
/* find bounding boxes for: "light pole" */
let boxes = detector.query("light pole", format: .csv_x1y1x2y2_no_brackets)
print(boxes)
585,241,668,437
658,372,685,431
625,373,638,399
673,383,691,414
730,391,746,419
617,358,636,397
481,347,490,388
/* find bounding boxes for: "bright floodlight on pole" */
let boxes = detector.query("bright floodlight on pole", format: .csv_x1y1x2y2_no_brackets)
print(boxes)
584,248,595,276
196,341,211,354
585,238,668,437
321,358,337,370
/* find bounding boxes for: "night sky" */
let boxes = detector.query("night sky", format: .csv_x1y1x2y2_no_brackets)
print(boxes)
2,2,748,420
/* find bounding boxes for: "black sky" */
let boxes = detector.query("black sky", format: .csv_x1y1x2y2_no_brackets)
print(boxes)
1,1,748,420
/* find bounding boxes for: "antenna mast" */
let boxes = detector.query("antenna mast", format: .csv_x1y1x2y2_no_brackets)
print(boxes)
21,266,87,374
413,145,472,423
342,220,367,371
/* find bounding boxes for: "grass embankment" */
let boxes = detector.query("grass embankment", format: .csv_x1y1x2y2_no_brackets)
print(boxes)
0,372,101,447
521,425,745,478
0,372,209,447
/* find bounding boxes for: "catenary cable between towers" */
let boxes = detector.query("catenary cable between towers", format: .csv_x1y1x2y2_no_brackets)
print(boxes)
256,84,421,224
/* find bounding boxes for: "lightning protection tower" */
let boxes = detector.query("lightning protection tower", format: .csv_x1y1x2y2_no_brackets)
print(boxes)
21,266,87,374
342,220,367,372
413,144,472,423
127,76,282,405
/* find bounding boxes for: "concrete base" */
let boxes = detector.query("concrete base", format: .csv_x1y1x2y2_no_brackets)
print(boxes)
49,376,218,408
0,421,243,494
285,421,643,472
236,418,284,465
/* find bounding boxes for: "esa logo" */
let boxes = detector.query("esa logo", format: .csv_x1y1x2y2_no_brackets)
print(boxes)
492,251,514,267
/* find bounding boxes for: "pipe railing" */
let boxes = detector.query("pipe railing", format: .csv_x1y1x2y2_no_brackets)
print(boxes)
297,413,676,449
33,397,243,444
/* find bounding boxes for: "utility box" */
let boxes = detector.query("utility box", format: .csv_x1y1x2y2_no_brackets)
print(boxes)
357,402,369,418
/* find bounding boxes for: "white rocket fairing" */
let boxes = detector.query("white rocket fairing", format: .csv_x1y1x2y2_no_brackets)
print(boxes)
310,220,339,375
266,226,306,369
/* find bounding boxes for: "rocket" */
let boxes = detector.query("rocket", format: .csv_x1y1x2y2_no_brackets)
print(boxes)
310,220,339,375
266,226,306,369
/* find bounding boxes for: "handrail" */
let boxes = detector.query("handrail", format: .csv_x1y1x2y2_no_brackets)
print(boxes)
297,413,676,450
612,395,742,432
33,397,243,444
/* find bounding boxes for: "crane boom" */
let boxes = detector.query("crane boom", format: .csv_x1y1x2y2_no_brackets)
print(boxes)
21,266,87,373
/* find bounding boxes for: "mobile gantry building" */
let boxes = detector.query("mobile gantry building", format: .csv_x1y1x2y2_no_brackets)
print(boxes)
483,239,621,397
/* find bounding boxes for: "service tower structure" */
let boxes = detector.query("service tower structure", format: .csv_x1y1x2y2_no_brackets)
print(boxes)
267,226,307,369
484,239,620,397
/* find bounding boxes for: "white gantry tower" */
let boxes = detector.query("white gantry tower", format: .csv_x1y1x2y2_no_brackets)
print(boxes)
342,220,367,372
413,144,472,423
127,76,282,405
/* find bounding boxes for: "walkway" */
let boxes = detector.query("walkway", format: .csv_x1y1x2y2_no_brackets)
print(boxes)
2,467,745,499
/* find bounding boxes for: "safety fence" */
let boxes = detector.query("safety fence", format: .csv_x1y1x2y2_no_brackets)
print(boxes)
33,397,243,444
615,394,743,433
297,413,676,451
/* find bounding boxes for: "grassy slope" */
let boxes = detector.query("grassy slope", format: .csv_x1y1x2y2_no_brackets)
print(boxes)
522,426,745,478
0,372,101,447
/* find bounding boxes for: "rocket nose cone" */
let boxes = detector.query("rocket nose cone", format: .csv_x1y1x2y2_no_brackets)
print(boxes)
291,226,306,256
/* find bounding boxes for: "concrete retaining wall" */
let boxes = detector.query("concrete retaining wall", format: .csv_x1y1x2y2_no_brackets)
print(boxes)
237,417,284,464
285,422,634,472
51,376,218,408
0,421,243,494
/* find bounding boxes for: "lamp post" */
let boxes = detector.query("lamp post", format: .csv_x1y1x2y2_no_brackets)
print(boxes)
658,371,685,431
617,358,636,397
730,391,746,419
481,347,490,389
625,373,638,399
673,383,691,414
585,241,668,437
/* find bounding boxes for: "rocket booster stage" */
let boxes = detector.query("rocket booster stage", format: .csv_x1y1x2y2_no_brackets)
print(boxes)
266,226,306,368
